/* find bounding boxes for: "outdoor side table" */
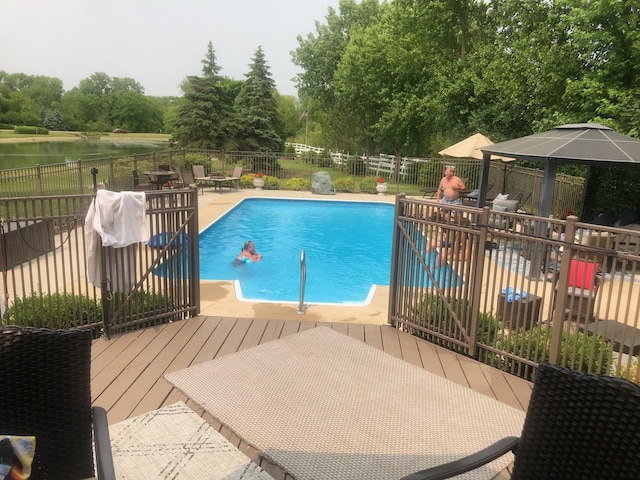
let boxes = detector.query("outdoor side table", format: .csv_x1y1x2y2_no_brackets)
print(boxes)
496,292,542,330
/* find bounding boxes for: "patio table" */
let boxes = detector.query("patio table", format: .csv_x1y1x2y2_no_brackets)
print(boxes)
144,170,178,189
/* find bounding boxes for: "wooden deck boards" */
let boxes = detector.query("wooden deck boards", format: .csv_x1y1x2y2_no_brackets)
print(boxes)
91,316,532,479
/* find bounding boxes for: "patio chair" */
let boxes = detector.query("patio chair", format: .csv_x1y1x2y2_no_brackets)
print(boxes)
400,362,640,480
193,164,214,193
0,326,115,480
555,258,602,321
132,169,151,191
209,166,243,191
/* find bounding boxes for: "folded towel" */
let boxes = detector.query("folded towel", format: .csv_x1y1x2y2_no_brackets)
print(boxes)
500,286,528,303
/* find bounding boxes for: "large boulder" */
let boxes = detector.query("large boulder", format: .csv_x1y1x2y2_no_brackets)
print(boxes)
311,171,336,195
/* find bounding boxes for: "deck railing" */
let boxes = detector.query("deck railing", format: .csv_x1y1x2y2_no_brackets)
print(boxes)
0,188,199,338
390,195,640,383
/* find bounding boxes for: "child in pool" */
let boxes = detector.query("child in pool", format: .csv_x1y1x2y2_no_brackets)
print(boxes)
233,240,262,264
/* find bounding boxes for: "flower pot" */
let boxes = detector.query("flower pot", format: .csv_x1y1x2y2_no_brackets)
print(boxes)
253,177,265,190
376,183,388,195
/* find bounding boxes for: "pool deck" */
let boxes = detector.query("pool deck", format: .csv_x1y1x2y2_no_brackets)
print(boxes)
197,188,398,325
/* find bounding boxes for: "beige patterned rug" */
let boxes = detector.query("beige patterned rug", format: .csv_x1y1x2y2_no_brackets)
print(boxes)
165,327,526,480
109,402,274,479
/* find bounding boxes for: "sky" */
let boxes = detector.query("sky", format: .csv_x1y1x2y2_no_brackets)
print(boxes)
0,0,342,98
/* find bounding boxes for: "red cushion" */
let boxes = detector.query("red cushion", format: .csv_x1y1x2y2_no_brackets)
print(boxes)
569,259,598,290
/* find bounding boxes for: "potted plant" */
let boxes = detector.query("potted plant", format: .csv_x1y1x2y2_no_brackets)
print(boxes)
376,177,388,195
253,173,265,190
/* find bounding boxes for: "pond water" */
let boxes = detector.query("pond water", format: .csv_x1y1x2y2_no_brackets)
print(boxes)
0,139,168,169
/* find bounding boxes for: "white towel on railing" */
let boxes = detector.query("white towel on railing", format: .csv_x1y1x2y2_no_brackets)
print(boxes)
85,190,149,290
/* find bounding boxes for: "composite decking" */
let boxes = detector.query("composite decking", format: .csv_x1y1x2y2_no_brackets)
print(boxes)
91,316,532,479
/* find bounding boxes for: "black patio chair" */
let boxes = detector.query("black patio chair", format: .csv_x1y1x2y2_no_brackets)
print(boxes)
401,362,640,480
0,326,115,480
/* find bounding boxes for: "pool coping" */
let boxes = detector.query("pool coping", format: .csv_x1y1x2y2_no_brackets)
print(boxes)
197,189,401,325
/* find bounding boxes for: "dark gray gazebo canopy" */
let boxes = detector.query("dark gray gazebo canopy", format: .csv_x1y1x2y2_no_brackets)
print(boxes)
477,123,640,218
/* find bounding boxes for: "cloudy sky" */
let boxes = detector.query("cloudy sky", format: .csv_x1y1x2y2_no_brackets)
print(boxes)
0,0,342,97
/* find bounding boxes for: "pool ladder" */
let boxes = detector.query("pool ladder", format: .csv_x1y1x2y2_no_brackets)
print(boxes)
297,249,307,314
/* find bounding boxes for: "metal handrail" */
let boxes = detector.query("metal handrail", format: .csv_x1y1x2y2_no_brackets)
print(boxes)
297,249,306,314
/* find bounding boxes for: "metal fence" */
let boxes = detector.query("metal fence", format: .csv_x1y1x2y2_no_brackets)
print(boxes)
389,195,640,383
0,188,199,338
0,148,585,216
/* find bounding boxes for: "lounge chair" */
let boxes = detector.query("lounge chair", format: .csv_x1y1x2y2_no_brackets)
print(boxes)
462,183,494,204
0,326,115,480
401,362,640,480
488,188,524,205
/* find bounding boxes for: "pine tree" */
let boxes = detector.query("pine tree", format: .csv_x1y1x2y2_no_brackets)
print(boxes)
233,46,283,153
171,42,235,149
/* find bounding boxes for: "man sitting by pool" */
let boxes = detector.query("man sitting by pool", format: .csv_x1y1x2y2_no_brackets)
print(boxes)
234,240,262,264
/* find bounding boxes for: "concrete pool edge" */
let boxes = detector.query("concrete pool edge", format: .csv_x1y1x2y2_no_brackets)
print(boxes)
196,189,398,325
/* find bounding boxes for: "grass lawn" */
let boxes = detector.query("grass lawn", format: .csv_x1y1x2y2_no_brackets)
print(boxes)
0,129,171,143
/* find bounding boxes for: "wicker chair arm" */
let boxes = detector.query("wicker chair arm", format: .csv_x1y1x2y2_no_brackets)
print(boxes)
399,436,520,480
92,407,116,480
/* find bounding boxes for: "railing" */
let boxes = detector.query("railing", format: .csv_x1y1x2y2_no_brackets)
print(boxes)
389,195,640,383
0,188,199,338
0,148,585,216
298,249,307,315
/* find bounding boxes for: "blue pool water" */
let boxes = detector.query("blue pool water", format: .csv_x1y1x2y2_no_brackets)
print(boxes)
199,198,394,304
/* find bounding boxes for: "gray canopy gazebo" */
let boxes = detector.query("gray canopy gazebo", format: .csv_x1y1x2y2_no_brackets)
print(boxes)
476,123,640,218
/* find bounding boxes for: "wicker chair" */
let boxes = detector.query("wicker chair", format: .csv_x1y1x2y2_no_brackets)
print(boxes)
401,362,640,480
0,326,115,480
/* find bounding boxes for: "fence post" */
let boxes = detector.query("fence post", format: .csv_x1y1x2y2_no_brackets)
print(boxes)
35,165,44,195
548,215,578,365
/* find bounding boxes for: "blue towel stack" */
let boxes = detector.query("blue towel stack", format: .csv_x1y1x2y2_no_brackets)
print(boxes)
500,286,528,303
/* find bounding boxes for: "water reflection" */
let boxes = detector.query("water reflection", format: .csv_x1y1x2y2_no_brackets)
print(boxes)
0,140,168,169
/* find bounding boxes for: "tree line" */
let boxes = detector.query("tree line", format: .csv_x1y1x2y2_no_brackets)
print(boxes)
291,0,639,217
0,43,302,151
293,0,639,158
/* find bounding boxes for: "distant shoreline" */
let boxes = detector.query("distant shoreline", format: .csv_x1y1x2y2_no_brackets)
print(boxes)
0,134,170,144
0,135,82,144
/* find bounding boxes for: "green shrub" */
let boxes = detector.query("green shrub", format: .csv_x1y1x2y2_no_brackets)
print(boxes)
495,325,612,378
0,123,15,130
286,177,310,191
360,176,378,194
619,358,639,384
239,173,255,188
334,177,355,192
6,292,101,330
184,153,211,174
14,126,49,135
264,175,280,189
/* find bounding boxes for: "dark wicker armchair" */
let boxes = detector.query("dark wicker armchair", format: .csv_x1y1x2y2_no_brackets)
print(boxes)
401,362,640,480
0,326,115,480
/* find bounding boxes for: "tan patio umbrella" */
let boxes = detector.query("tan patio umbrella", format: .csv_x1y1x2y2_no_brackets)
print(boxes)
439,133,515,192
439,133,513,161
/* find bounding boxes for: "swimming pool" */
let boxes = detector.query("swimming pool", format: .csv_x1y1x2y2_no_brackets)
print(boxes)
199,198,394,304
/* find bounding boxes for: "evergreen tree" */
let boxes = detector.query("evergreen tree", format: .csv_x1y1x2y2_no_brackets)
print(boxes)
44,108,64,131
233,46,283,152
171,42,235,149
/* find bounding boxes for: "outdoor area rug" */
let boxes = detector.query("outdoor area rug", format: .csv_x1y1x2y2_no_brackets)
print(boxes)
165,327,526,480
109,401,274,480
